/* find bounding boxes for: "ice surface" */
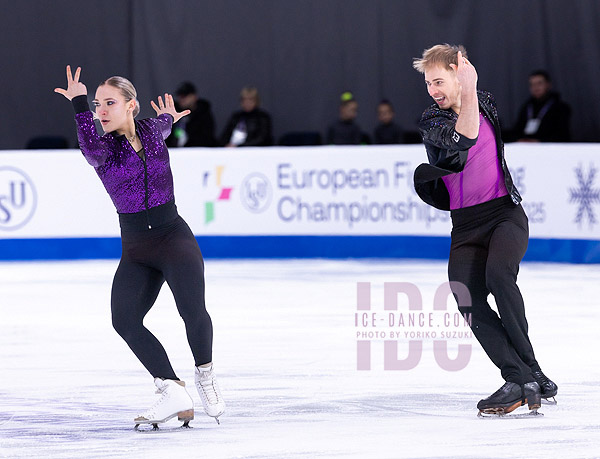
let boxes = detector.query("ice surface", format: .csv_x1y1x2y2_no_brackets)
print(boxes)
1,259,599,458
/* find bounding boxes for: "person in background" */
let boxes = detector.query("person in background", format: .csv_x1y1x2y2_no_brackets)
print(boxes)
326,91,364,145
374,99,403,144
220,86,272,147
511,70,571,142
166,81,217,147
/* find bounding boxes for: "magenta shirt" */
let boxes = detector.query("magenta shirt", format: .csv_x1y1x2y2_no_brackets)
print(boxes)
442,113,508,210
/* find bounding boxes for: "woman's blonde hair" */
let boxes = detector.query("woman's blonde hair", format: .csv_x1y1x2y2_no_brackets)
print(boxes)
413,44,468,74
99,76,140,117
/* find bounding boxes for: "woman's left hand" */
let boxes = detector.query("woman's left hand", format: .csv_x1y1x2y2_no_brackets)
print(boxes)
151,93,190,123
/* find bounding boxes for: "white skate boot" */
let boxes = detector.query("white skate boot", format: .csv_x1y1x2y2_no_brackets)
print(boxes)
134,378,194,430
195,364,225,423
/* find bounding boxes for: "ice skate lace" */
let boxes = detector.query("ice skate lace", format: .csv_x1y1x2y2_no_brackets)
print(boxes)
532,371,550,385
483,382,514,401
139,385,167,419
199,372,221,405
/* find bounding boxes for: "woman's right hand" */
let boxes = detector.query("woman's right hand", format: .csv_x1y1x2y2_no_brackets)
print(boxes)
54,65,87,100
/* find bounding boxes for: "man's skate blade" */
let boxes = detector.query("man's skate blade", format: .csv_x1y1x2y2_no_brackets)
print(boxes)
542,397,557,405
478,409,543,419
478,400,522,415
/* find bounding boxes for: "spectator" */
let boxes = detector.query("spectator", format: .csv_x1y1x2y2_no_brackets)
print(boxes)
166,81,217,147
326,91,363,145
511,70,571,142
374,99,403,144
220,87,272,147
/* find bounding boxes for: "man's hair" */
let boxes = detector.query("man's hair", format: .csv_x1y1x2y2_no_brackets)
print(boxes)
378,99,394,110
529,70,551,82
175,81,197,97
412,44,468,74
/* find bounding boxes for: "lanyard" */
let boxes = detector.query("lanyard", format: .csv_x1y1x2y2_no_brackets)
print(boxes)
527,99,555,121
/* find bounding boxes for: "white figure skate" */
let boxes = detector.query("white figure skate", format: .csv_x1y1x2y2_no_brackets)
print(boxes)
195,364,225,424
134,378,194,431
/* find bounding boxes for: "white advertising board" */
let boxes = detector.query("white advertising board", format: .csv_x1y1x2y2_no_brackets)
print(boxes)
0,144,598,241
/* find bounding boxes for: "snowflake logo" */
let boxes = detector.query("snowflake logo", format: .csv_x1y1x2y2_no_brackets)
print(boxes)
569,164,600,229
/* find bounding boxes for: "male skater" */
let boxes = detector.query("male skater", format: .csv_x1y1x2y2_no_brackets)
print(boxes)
412,44,557,415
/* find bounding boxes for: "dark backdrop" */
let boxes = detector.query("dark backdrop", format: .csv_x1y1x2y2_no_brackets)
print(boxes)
1,0,598,150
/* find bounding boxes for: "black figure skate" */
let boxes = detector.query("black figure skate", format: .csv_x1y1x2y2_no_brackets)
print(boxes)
533,370,558,405
477,381,543,418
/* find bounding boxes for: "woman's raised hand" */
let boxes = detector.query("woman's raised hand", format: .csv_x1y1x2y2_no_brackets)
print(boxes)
151,93,190,124
54,65,88,100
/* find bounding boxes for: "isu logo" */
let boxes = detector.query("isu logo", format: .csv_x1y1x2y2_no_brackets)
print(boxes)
0,167,37,230
241,172,272,213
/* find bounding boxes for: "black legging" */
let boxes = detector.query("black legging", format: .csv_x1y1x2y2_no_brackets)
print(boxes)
111,215,213,380
448,195,539,385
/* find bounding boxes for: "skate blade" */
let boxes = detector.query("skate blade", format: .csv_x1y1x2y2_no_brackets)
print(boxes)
478,400,522,416
542,397,557,405
134,420,194,432
134,409,194,431
134,413,176,425
478,409,543,419
205,407,224,424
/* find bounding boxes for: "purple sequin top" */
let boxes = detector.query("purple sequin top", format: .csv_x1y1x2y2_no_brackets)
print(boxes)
72,95,175,214
441,113,508,209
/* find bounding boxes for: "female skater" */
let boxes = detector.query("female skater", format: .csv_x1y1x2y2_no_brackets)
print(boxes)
412,45,557,416
55,66,225,428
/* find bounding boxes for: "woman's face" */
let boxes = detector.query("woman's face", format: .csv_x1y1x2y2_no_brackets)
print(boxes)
93,84,134,133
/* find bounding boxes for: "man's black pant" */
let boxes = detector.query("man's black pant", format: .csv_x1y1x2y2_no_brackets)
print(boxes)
449,195,539,384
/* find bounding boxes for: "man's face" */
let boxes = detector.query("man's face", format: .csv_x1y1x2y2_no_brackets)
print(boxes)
340,101,358,121
424,65,461,112
177,93,198,110
377,104,394,124
529,75,551,100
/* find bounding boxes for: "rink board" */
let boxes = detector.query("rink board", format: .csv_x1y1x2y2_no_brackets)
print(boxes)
1,235,600,263
1,144,599,262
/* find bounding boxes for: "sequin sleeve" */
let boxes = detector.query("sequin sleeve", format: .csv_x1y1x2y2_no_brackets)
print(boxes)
418,107,478,151
74,109,110,167
154,114,174,140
